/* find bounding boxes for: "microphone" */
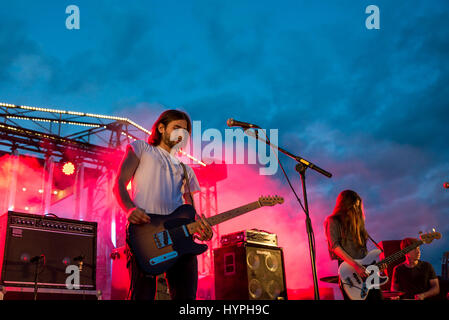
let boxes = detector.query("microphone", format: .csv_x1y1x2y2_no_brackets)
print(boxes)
227,118,260,129
444,182,449,189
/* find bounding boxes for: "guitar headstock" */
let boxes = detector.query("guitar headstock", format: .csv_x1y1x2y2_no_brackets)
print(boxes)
258,195,284,207
419,229,442,244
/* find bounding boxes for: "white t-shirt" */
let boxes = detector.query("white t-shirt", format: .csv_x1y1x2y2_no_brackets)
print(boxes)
129,140,201,215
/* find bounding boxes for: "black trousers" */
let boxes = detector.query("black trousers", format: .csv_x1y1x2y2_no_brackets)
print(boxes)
126,244,198,300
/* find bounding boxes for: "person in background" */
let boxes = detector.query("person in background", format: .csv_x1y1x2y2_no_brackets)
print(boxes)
391,237,440,300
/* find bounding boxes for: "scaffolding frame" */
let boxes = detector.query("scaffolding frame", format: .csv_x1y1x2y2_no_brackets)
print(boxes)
0,102,150,299
0,101,214,299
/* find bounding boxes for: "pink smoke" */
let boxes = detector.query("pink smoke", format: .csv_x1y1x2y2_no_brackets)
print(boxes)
197,162,340,299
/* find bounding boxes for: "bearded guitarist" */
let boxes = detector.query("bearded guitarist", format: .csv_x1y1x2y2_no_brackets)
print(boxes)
113,109,213,300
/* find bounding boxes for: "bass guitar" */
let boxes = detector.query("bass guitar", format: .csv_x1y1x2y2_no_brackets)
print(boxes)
339,230,441,300
127,195,284,275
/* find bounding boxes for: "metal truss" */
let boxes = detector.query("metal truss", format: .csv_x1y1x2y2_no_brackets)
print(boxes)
0,102,151,299
0,102,150,163
0,101,212,299
197,183,220,276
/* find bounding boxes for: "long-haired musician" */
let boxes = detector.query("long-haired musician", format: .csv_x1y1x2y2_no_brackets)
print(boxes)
324,189,383,300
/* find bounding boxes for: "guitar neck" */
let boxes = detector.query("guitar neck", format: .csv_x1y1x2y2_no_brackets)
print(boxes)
376,240,424,268
187,201,261,233
207,201,262,226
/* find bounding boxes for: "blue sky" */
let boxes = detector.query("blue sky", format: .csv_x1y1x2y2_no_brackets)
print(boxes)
1,1,448,280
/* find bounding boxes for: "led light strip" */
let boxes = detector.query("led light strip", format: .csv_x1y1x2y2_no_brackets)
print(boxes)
0,123,77,144
0,102,150,134
121,132,137,140
6,115,102,128
1,102,206,166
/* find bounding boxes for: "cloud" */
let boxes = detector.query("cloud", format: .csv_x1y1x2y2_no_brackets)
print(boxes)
1,0,448,298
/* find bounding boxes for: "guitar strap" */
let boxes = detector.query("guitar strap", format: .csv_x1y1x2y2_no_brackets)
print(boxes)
367,233,384,252
180,162,195,208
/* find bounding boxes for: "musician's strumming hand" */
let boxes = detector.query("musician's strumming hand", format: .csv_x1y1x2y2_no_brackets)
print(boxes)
193,214,213,241
353,262,368,279
127,207,151,224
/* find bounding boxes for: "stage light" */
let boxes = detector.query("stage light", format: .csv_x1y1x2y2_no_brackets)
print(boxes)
62,161,75,175
38,189,43,194
53,190,58,195
22,187,27,192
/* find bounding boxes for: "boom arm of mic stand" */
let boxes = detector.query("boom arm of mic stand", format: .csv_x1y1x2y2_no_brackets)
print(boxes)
244,129,333,178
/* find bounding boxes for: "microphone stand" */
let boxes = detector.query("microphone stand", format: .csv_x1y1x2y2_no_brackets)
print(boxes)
34,259,39,300
32,255,44,301
244,128,332,300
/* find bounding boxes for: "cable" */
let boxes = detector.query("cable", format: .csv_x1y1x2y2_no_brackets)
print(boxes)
33,254,46,301
255,128,306,214
38,254,46,275
256,128,319,294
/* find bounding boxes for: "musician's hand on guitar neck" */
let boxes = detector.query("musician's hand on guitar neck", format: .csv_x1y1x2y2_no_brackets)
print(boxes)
192,214,213,241
127,207,151,224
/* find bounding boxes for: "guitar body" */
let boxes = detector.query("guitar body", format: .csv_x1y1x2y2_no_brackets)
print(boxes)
127,204,208,275
338,249,389,300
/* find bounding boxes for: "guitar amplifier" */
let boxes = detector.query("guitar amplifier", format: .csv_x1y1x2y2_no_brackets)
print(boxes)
0,211,97,290
220,229,278,247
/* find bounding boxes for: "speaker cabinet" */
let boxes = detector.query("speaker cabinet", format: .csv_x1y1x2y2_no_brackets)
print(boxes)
214,243,287,300
0,211,97,290
379,240,403,290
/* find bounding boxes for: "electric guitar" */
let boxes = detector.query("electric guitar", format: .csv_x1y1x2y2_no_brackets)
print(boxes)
339,230,441,300
127,195,284,275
